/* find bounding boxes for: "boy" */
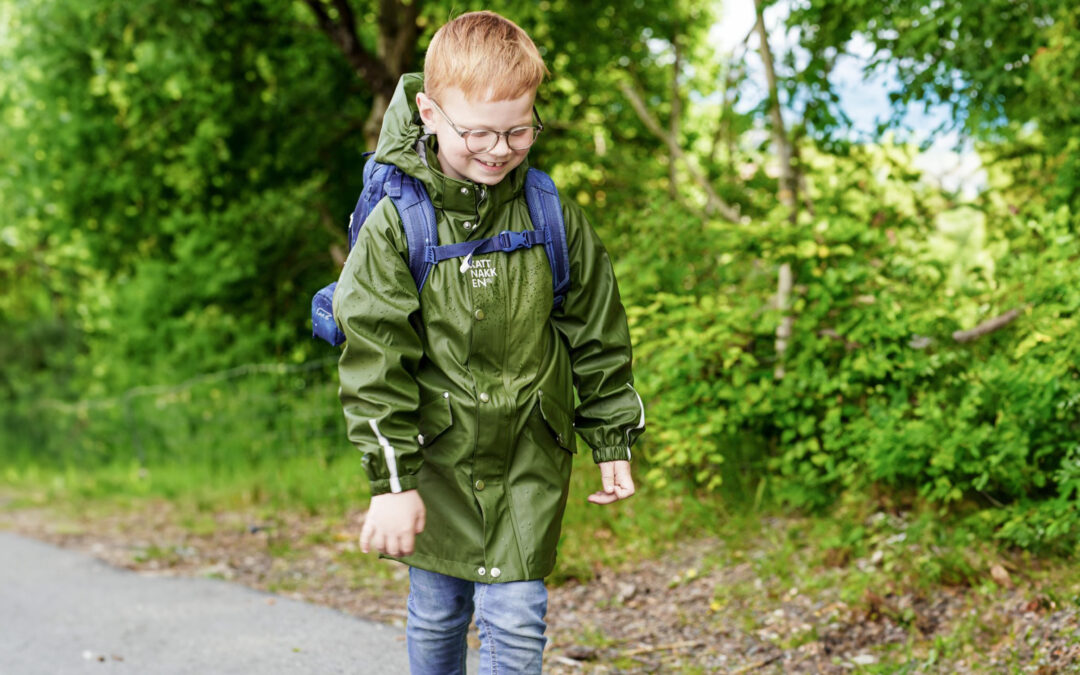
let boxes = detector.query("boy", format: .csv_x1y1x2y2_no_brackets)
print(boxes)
333,10,645,674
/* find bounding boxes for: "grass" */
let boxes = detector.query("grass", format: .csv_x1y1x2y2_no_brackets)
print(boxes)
2,452,372,518
2,453,716,575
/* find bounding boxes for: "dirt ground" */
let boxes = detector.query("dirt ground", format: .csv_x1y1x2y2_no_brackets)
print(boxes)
2,500,1078,673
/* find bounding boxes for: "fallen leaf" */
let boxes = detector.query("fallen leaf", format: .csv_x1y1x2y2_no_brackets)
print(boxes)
990,564,1014,589
564,645,599,661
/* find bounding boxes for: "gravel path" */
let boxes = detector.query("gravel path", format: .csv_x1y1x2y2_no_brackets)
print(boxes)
0,531,410,674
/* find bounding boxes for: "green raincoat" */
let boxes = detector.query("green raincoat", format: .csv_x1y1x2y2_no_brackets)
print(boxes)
333,74,645,582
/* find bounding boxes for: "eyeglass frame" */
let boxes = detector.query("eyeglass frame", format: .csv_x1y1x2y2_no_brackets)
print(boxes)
427,98,544,154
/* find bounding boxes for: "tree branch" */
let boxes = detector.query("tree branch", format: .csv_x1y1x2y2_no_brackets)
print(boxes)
302,0,396,99
952,307,1024,343
819,328,861,351
709,62,739,168
621,640,705,657
383,0,421,77
669,23,682,201
617,80,741,222
331,0,358,35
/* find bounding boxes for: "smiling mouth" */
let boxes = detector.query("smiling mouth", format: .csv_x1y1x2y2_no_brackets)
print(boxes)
477,160,506,168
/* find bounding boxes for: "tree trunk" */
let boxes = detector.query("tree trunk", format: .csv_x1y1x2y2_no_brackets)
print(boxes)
618,80,741,222
365,0,421,149
753,0,798,379
669,22,682,201
303,0,421,150
753,0,797,219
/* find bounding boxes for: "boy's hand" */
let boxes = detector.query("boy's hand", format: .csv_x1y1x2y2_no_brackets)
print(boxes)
359,489,426,556
587,460,635,505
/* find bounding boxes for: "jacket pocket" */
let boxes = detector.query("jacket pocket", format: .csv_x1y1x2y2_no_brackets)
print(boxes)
538,390,577,454
417,394,453,447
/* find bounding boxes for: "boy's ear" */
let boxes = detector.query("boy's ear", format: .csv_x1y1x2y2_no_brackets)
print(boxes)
415,93,436,130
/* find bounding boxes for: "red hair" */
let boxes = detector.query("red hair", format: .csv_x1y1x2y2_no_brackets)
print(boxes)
424,11,548,102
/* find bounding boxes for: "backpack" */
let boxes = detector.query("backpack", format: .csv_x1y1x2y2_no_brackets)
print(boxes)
311,155,570,346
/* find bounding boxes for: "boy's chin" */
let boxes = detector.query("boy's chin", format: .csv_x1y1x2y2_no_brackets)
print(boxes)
469,174,507,186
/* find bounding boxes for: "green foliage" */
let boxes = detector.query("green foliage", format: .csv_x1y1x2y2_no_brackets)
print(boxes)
791,0,1080,207
622,145,1080,552
2,0,370,394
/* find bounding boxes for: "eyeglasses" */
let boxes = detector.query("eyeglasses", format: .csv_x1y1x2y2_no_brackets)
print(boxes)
428,99,543,154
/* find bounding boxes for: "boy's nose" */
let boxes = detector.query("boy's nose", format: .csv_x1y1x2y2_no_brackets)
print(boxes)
488,134,514,157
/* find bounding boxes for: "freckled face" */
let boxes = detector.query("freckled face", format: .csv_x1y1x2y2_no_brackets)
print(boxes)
417,87,535,186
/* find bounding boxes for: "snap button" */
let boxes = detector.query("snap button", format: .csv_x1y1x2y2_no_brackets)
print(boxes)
460,187,469,195
479,392,490,403
463,221,472,230
442,391,450,399
477,567,486,576
474,309,485,321
474,479,485,491
490,567,501,578
417,434,425,446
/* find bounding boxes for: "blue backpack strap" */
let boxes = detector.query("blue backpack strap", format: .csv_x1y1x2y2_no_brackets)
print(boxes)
428,230,546,264
424,169,568,307
524,168,570,308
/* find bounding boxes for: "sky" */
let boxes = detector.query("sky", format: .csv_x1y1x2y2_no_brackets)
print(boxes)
713,0,987,198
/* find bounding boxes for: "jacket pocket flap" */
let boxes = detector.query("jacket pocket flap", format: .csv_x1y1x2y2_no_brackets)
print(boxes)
539,391,576,453
417,395,453,446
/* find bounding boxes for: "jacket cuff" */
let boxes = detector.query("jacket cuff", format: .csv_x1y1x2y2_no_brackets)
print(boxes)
369,473,420,496
592,446,631,463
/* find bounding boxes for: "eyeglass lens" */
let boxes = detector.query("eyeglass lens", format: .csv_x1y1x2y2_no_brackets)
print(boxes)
464,127,539,153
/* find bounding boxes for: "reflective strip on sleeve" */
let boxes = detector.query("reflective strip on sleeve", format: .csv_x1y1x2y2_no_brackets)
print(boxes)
625,383,646,461
368,418,403,493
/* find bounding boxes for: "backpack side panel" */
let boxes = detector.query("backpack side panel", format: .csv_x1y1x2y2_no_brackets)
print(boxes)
311,281,344,345
349,157,392,249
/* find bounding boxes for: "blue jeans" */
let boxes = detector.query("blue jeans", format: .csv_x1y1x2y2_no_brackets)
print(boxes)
406,567,548,674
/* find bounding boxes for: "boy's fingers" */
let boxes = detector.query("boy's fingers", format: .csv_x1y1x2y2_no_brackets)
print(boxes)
414,507,426,534
589,461,635,504
587,490,618,505
359,521,373,554
601,462,615,493
614,462,635,498
369,530,386,555
383,532,399,557
399,532,415,556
